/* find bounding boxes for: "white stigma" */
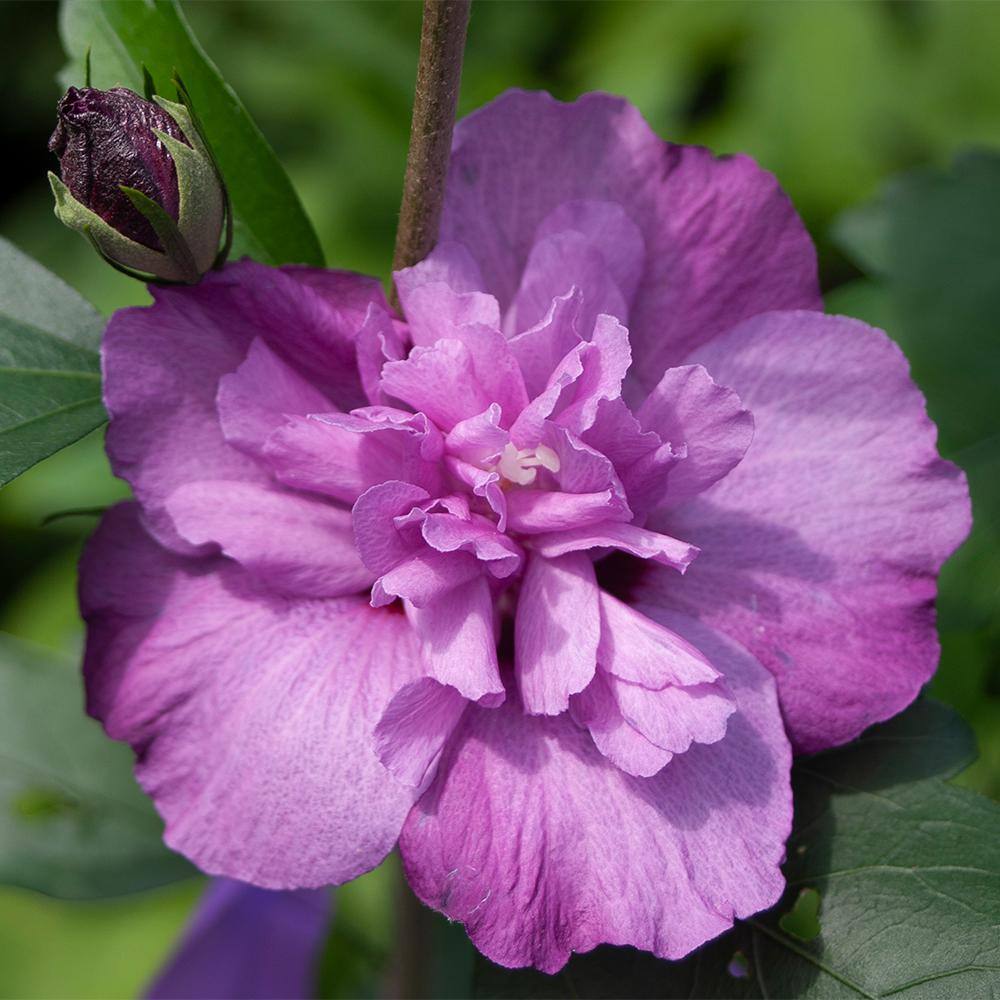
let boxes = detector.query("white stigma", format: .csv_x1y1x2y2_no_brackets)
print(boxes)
496,443,561,487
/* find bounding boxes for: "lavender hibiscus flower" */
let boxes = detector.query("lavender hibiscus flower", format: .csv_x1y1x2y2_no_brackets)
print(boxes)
80,91,970,972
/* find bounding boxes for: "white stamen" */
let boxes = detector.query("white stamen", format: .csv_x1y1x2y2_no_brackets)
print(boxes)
534,444,560,474
496,443,561,487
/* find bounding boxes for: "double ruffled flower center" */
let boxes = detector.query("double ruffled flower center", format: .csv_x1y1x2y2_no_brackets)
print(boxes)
298,201,753,784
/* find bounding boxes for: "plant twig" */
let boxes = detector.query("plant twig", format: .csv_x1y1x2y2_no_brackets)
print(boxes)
385,12,472,994
389,862,435,999
390,0,471,306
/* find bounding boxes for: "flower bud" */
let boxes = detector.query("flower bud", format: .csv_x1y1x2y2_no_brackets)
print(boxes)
48,86,228,283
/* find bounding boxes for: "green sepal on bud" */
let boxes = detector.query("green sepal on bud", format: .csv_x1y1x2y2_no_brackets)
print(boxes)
48,82,231,284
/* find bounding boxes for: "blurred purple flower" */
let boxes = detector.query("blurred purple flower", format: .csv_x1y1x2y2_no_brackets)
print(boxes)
79,90,970,972
146,880,329,1000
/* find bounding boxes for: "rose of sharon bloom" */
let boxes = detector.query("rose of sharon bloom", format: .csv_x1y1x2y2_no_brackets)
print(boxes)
80,90,970,973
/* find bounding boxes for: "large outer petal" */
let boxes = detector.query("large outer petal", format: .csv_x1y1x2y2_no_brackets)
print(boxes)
400,614,792,973
80,503,422,889
216,337,331,459
440,90,820,390
640,311,971,752
165,480,372,599
146,879,329,999
102,261,382,551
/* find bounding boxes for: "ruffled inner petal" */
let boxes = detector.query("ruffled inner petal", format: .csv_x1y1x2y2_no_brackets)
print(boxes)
352,481,431,574
515,552,600,714
597,591,721,688
568,669,674,778
374,677,469,790
550,315,632,437
505,489,623,535
582,398,682,520
445,456,508,529
507,290,583,399
504,231,627,339
399,281,501,349
381,340,495,432
264,411,444,505
394,242,492,318
371,550,481,609
534,200,646,304
610,673,734,755
355,304,407,407
445,404,508,466
533,521,697,572
418,509,523,579
637,363,754,508
510,316,631,445
405,577,505,701
571,591,735,777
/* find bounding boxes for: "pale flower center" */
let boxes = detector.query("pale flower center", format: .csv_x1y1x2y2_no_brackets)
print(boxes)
495,442,560,487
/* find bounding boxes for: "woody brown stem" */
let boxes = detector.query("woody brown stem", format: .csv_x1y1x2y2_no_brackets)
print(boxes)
390,0,471,306
385,8,471,996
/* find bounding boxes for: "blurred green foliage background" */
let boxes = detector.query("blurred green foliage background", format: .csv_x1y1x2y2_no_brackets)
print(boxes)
1,1,998,996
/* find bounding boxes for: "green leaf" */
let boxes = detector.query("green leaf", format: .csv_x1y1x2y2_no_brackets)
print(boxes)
831,201,890,279
317,854,476,1000
0,237,107,488
831,153,1000,522
0,632,194,898
574,2,1000,250
474,699,1000,999
778,888,820,943
881,152,1000,459
119,184,200,281
58,0,323,267
0,236,103,352
830,152,1000,798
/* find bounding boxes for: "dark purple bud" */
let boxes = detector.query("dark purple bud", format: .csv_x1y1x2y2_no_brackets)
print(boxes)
48,86,189,251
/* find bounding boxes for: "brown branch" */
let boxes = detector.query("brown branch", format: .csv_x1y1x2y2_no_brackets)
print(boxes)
388,861,435,999
385,6,471,992
390,0,471,305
